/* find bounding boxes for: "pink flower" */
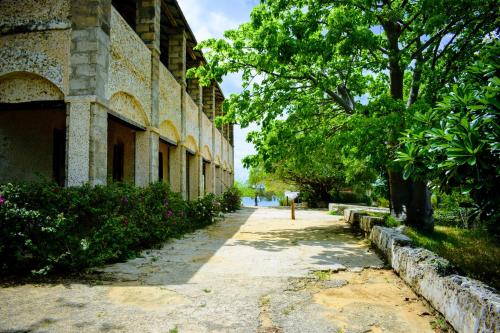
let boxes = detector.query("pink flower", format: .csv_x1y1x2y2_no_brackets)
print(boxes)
0,196,5,206
164,210,173,219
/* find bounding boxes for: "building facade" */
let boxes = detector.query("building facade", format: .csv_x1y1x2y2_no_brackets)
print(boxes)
0,0,234,199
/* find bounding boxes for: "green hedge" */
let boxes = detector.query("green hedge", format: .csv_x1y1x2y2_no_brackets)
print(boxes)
0,181,240,275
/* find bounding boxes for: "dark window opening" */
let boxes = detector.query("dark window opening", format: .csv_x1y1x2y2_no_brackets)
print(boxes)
112,0,137,29
166,145,170,181
203,161,209,193
52,128,66,186
186,152,192,199
159,151,164,181
113,142,125,181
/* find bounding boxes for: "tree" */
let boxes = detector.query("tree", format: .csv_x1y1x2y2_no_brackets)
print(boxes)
189,0,499,231
397,39,500,234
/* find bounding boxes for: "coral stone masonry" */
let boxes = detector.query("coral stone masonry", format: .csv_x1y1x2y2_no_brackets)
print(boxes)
0,0,234,198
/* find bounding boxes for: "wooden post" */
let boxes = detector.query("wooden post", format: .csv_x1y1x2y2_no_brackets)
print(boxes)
291,199,295,220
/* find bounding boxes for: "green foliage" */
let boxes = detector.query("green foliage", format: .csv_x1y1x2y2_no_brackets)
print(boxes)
234,180,255,197
432,191,480,228
331,191,371,205
188,0,498,230
405,226,500,290
218,186,241,212
0,182,239,275
384,215,401,228
398,41,500,234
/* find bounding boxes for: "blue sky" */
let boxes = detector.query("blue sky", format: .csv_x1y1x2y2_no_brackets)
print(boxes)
177,0,260,182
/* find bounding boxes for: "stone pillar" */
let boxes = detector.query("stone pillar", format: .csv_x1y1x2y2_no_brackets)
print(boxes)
168,145,182,192
191,153,201,199
66,0,111,186
203,84,215,120
137,0,161,184
190,78,205,198
136,0,161,51
168,30,187,85
167,29,189,198
135,130,150,186
66,101,90,186
204,84,217,194
89,102,108,184
204,162,214,195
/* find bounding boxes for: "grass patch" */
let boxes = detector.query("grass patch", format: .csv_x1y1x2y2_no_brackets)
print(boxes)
405,226,500,290
329,209,339,215
383,215,401,227
312,270,332,281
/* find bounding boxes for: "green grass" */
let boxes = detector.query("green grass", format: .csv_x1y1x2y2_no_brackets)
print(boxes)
312,270,332,281
329,209,339,215
384,215,400,227
405,226,500,290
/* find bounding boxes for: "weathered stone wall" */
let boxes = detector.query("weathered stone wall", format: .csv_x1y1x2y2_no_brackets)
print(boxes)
214,129,222,166
370,226,500,333
108,7,151,124
0,0,70,34
185,94,199,142
159,63,182,136
0,73,64,103
222,137,228,170
0,30,71,95
0,0,234,194
201,112,213,160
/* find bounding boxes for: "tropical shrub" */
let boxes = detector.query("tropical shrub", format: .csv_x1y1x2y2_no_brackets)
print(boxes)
0,181,238,275
218,186,241,212
397,40,500,234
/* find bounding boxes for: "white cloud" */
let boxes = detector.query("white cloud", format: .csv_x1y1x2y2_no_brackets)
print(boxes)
177,0,238,41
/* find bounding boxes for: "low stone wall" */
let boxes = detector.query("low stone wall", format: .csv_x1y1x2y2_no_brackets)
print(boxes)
360,215,384,236
370,226,500,333
342,207,388,230
329,203,389,215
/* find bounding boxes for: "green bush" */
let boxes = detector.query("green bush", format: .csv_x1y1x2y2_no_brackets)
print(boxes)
0,181,238,275
333,191,371,205
218,186,241,212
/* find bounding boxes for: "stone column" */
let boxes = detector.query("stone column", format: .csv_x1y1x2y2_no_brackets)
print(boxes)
66,0,111,186
135,129,151,186
204,84,216,194
167,29,188,198
167,145,180,192
137,0,161,184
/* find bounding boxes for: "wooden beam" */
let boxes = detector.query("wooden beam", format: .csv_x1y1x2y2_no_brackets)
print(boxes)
161,0,177,27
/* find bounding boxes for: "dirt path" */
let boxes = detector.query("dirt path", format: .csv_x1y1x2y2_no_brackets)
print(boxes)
0,208,439,333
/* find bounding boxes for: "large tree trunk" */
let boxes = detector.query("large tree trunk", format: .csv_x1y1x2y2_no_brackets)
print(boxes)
388,169,409,217
406,179,434,232
384,22,434,232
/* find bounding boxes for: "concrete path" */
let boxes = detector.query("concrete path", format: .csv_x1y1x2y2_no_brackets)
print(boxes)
0,208,439,333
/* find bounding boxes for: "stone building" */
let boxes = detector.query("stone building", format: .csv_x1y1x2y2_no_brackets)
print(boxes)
0,0,234,199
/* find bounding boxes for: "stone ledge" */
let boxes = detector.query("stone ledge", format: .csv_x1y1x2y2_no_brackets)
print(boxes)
360,215,384,236
370,226,500,333
329,202,389,215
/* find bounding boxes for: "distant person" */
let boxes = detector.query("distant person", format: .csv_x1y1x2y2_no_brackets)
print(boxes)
255,195,258,206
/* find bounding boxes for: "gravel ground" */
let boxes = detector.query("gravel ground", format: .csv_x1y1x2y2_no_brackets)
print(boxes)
0,207,439,333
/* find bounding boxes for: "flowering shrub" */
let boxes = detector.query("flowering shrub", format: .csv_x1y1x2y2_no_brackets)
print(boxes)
218,186,241,212
0,182,239,275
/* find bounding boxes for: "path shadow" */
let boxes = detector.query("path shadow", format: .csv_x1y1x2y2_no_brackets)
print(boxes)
226,222,379,269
